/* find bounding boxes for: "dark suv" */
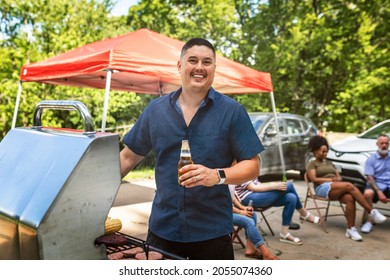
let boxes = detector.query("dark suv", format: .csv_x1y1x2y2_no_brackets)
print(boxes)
249,112,319,178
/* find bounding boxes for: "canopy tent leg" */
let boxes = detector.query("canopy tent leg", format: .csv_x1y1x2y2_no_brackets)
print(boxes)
101,69,113,132
269,91,286,176
158,80,163,96
11,81,23,129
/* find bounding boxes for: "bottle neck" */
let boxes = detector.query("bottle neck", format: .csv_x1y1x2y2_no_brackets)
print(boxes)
180,140,191,157
180,150,191,157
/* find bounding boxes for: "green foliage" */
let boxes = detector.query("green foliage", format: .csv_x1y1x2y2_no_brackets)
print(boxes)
1,0,389,145
238,0,389,131
126,0,242,51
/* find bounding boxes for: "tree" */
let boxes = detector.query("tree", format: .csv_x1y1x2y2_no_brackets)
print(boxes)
126,0,242,50
237,0,389,131
0,0,147,139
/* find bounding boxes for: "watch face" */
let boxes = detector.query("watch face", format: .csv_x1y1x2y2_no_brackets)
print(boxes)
218,169,226,179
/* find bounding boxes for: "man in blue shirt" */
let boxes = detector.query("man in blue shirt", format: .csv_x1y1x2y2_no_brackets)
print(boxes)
120,38,264,259
361,134,390,233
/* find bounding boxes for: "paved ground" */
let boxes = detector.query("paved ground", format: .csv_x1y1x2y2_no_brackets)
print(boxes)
108,172,390,260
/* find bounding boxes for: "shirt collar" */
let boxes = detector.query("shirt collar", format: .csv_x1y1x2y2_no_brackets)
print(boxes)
375,151,389,159
170,87,216,110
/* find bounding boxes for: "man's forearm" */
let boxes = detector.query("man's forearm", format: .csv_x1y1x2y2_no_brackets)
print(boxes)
367,176,380,191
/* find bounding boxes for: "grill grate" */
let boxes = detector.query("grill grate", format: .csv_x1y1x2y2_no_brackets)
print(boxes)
100,232,186,260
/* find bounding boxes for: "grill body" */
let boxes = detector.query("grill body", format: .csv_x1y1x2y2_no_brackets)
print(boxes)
0,126,121,259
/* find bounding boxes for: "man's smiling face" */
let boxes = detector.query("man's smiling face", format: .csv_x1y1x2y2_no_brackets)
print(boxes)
177,45,216,93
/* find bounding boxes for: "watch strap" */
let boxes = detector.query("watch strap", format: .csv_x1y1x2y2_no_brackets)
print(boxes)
216,169,226,184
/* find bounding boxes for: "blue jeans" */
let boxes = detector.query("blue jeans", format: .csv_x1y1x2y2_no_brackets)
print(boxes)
242,182,303,226
233,211,265,248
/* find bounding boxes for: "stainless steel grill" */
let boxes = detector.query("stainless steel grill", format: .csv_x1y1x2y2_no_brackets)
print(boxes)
0,100,121,259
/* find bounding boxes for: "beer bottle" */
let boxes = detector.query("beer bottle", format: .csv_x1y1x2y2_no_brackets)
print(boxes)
247,200,254,213
282,173,287,183
178,140,193,184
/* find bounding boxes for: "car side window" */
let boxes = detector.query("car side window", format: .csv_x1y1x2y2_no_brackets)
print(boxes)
264,123,275,137
285,118,303,135
301,120,309,131
263,118,284,143
266,119,283,133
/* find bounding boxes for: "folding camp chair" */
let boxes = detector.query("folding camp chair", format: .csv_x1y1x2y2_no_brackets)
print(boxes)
252,206,275,236
303,172,346,232
231,226,245,248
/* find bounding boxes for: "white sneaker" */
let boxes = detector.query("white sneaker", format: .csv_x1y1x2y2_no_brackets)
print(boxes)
370,209,386,224
361,222,373,234
345,227,363,241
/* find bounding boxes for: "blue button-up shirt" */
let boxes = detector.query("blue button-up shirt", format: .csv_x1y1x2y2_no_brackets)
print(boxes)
365,152,390,191
123,87,264,242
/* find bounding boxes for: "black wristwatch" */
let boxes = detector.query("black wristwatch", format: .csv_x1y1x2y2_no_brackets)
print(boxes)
216,169,226,184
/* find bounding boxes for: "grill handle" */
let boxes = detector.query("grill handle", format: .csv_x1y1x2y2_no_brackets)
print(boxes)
32,100,96,135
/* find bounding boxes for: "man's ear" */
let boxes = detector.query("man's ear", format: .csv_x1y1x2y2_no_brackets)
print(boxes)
177,60,181,73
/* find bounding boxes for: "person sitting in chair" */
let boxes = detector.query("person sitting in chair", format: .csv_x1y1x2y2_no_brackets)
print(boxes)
229,185,279,260
361,134,390,234
233,178,321,246
306,135,387,241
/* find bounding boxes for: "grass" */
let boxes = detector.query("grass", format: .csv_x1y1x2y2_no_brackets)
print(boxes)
123,167,154,181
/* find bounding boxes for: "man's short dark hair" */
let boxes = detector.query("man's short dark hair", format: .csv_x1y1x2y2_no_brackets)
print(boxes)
181,38,215,59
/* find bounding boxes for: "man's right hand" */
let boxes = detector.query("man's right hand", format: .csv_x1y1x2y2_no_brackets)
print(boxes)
378,190,388,203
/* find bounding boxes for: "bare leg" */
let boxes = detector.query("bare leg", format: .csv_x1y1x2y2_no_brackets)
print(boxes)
245,239,257,255
258,244,279,260
338,193,356,228
281,225,289,235
328,182,373,213
245,240,278,260
363,189,375,223
297,208,320,223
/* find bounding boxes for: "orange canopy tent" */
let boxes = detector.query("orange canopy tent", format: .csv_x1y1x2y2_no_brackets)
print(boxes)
13,28,284,169
19,28,273,95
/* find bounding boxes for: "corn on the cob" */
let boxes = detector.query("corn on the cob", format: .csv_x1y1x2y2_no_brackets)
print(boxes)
105,218,122,234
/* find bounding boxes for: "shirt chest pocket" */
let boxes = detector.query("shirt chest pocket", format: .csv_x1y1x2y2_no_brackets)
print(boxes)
191,128,231,165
